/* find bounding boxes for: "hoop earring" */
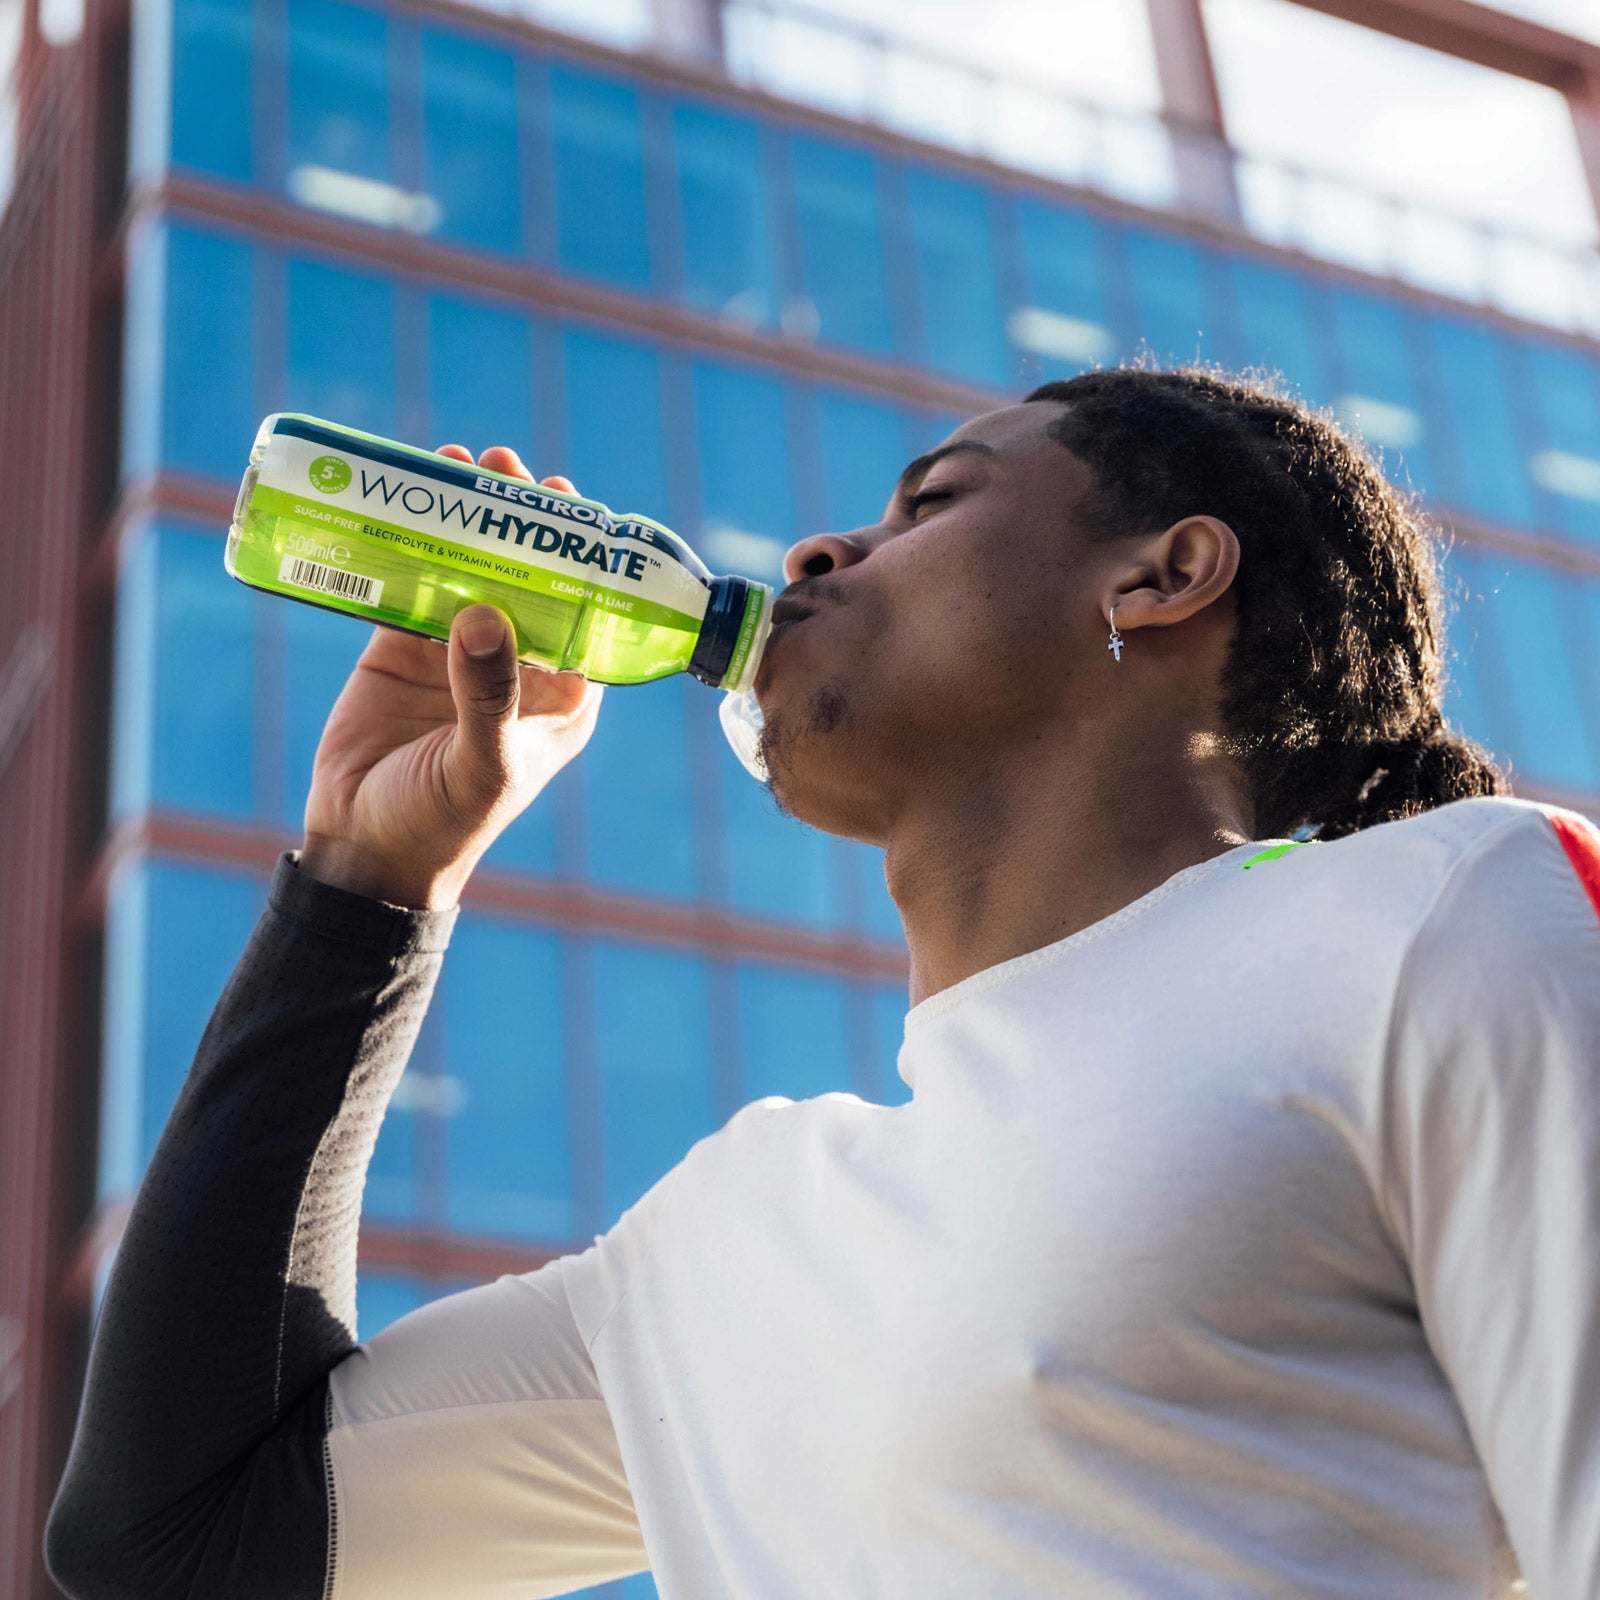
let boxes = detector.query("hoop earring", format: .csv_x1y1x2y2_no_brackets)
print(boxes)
1108,605,1124,663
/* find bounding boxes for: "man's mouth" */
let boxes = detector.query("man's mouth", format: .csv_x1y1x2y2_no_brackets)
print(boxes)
768,596,815,635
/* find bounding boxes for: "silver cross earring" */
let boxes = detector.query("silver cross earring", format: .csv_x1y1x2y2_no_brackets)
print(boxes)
1108,604,1124,663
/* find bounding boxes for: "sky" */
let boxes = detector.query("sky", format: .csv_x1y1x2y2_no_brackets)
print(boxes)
758,0,1597,247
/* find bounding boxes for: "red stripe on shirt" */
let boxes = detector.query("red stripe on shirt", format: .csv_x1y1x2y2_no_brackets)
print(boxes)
1547,809,1600,927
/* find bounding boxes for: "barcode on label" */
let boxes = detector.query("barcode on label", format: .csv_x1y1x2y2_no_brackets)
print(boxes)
278,554,384,607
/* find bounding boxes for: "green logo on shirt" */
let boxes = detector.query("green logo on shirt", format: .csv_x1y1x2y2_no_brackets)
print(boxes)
1240,841,1314,870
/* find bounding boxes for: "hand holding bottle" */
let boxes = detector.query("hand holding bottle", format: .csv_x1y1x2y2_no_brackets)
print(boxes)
298,445,603,910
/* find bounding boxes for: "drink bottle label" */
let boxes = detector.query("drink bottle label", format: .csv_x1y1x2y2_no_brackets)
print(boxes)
251,419,710,632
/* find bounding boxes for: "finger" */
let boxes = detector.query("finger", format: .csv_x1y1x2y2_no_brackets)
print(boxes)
435,443,474,463
477,445,532,482
540,475,577,494
515,662,599,721
360,622,450,685
445,606,521,803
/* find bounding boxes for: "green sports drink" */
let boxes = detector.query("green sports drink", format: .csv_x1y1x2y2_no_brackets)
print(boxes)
225,413,774,691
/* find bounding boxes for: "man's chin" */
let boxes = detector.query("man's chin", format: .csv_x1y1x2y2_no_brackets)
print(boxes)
755,683,851,819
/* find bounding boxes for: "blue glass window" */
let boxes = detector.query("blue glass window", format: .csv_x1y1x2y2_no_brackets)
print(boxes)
789,133,893,358
99,858,265,1201
112,523,257,822
713,707,839,926
425,293,535,469
871,983,911,1107
167,0,253,183
1423,315,1537,529
146,223,257,483
694,363,838,924
1121,226,1219,369
577,677,698,899
439,914,575,1240
571,1573,659,1600
110,526,162,822
1012,200,1117,380
427,293,558,876
559,328,693,894
420,27,521,257
120,220,168,485
815,388,907,533
1521,340,1600,548
355,1272,429,1339
591,942,717,1228
1225,256,1330,406
286,0,390,188
561,327,670,521
692,359,794,581
736,965,853,1104
908,410,971,455
549,66,651,291
1457,550,1599,791
286,255,397,438
1434,544,1497,754
672,100,775,329
903,166,1009,389
1562,570,1600,761
279,600,364,830
1326,287,1436,497
812,401,906,938
855,847,902,943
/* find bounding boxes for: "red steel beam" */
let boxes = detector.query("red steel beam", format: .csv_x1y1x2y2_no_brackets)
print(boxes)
53,1201,560,1317
1146,0,1243,222
80,810,915,984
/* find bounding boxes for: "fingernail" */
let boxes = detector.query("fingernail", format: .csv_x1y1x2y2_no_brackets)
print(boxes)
460,611,506,658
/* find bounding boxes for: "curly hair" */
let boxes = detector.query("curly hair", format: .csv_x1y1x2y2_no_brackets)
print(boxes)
1025,364,1509,841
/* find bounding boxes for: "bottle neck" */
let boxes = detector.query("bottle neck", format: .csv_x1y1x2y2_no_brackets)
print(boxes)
689,578,773,691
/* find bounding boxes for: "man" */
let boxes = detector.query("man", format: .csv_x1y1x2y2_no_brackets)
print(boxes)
47,369,1600,1598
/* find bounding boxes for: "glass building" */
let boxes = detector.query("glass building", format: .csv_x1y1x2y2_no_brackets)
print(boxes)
8,0,1600,1594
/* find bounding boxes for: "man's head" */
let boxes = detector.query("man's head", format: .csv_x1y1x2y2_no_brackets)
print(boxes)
754,365,1507,844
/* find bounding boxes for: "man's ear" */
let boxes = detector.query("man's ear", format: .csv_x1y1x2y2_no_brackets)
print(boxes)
1113,516,1240,632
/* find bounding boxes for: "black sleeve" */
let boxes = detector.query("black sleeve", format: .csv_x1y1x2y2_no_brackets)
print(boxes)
45,853,458,1600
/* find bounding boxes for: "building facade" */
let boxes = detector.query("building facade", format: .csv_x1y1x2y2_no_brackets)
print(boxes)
8,0,1600,1595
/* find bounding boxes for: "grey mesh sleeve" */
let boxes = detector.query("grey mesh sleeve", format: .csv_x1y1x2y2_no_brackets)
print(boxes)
45,852,457,1600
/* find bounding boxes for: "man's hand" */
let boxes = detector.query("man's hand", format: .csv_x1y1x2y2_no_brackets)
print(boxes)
298,445,602,909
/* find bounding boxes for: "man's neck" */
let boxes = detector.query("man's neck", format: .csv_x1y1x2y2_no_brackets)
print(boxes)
885,739,1253,1008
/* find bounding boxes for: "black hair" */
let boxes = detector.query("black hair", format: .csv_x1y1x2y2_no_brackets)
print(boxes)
1025,363,1510,841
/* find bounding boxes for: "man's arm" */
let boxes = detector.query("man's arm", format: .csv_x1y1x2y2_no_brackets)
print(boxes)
46,445,611,1598
45,855,456,1600
1380,804,1600,1599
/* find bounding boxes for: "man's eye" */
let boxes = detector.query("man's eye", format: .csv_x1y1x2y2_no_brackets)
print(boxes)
903,487,954,518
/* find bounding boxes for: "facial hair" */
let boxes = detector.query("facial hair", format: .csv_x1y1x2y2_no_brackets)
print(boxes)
757,681,851,818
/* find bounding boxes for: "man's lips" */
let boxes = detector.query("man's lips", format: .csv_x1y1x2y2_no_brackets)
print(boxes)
766,599,817,649
769,597,815,630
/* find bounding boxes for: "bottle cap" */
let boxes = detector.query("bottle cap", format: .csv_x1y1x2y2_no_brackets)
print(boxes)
691,577,772,691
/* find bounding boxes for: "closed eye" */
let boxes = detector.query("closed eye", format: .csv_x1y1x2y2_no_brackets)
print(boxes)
899,486,955,519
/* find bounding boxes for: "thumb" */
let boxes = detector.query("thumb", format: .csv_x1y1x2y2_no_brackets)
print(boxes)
446,605,521,797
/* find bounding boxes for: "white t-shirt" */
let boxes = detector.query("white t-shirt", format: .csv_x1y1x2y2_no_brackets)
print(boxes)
324,794,1600,1600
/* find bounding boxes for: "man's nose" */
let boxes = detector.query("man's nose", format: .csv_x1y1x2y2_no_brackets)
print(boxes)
782,532,866,586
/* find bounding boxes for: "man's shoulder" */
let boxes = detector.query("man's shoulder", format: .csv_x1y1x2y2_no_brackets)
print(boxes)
1287,795,1560,914
1373,795,1600,1002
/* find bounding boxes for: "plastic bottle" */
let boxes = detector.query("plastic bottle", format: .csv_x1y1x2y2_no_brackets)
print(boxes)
225,413,773,693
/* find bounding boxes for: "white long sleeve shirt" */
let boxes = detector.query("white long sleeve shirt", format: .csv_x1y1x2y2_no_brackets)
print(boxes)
324,794,1600,1599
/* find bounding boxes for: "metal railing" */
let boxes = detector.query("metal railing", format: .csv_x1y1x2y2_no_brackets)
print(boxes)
720,0,1600,337
519,0,1600,340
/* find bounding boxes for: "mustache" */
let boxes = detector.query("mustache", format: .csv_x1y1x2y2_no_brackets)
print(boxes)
778,571,850,615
